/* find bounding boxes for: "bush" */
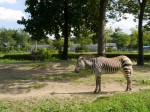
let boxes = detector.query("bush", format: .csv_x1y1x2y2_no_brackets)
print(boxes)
1,52,150,62
106,47,117,52
0,47,10,53
75,46,89,53
3,53,31,60
41,48,52,60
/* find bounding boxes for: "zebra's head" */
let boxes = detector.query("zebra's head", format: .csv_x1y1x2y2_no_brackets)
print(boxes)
75,56,86,73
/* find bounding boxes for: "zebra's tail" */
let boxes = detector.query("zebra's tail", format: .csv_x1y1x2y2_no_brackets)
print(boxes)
122,56,132,65
122,56,133,75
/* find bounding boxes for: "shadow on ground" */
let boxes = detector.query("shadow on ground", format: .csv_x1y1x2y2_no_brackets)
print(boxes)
0,61,78,94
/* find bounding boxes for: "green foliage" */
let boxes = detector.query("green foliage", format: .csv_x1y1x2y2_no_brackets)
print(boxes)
17,0,100,41
32,100,81,112
130,29,150,47
52,39,63,51
139,79,150,85
0,46,10,53
2,52,150,62
76,31,93,51
18,0,64,40
113,0,149,65
0,90,150,112
113,0,150,20
75,46,89,52
0,28,31,52
111,30,131,49
2,53,31,61
0,28,16,46
12,29,31,47
82,90,150,112
130,29,138,49
0,101,14,112
17,0,101,59
143,31,150,46
41,48,57,60
106,47,116,52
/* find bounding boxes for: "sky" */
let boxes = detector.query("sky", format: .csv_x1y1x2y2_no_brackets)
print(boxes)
0,0,138,34
0,0,26,29
106,13,138,34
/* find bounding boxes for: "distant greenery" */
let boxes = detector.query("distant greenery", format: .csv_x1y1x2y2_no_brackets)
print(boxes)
0,27,150,54
1,52,150,62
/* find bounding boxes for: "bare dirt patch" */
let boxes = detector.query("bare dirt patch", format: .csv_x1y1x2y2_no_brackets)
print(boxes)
0,61,150,100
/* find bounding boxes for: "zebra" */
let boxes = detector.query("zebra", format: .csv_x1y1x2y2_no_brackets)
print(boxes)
75,55,133,93
31,51,43,61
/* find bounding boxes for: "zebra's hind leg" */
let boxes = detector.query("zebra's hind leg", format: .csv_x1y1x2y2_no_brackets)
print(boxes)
94,75,101,93
124,75,132,92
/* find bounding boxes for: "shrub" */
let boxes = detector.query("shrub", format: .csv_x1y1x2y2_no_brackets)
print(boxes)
75,46,89,53
3,53,31,60
1,52,150,62
106,47,116,52
41,48,52,60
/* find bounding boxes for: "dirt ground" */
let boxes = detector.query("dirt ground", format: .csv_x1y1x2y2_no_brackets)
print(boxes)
0,61,150,100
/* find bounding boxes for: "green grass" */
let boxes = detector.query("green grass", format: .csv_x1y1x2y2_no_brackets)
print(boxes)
33,89,150,112
138,79,150,85
83,90,150,112
0,59,21,62
0,89,150,112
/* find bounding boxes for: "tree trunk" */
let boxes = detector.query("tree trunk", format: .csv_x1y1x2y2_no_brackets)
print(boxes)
35,40,37,51
62,0,69,60
55,27,62,58
97,0,108,56
137,0,147,66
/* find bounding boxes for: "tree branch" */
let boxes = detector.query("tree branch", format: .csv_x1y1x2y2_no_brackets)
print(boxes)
138,0,141,5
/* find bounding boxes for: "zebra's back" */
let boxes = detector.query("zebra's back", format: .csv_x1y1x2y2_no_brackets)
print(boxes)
93,56,132,73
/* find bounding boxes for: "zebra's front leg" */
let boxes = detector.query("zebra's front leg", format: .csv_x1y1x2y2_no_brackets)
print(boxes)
94,75,101,93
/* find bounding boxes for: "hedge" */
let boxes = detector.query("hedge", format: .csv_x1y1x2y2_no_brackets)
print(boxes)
2,54,31,60
1,53,150,62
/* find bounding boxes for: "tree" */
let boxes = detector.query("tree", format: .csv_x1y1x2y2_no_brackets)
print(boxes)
143,31,150,46
61,0,69,60
111,30,131,50
18,0,70,59
19,0,127,58
12,29,31,48
130,29,138,49
137,0,147,65
76,29,93,51
0,28,16,46
0,28,31,52
114,0,150,65
18,0,101,59
52,38,64,57
97,0,108,56
130,29,150,49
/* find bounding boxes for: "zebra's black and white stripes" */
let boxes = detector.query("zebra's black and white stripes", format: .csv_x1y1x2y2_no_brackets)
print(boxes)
75,55,133,93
